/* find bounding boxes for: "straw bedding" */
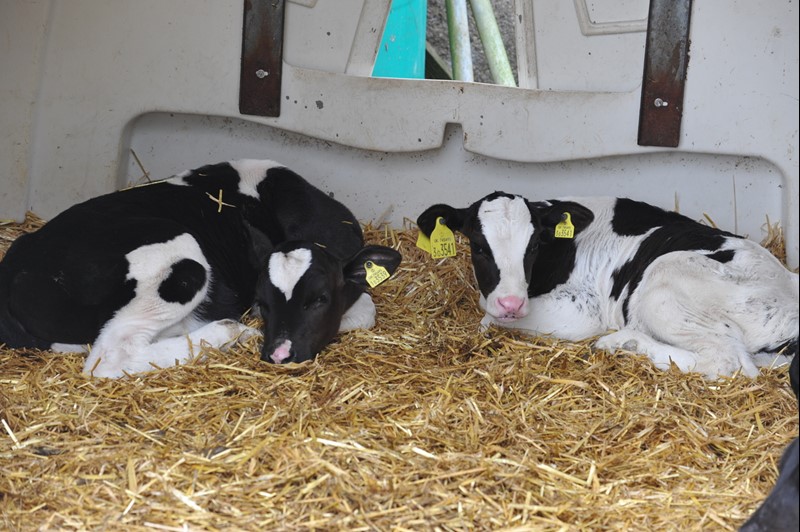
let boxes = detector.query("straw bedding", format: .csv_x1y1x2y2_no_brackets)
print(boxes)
1,213,796,531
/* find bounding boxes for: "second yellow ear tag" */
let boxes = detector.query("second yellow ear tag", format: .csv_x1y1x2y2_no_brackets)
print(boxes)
554,212,575,239
364,261,391,288
416,231,432,253
430,217,457,259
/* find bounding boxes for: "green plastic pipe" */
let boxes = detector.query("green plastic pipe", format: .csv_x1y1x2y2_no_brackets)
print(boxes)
469,0,516,86
445,0,474,81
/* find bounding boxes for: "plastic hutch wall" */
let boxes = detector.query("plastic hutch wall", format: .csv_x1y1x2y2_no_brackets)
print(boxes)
1,0,798,268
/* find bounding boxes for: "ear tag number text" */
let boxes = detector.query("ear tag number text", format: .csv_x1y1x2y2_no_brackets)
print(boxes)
364,261,391,288
430,217,457,259
554,212,575,239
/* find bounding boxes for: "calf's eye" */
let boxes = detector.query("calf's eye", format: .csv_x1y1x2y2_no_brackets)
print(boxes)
304,294,329,310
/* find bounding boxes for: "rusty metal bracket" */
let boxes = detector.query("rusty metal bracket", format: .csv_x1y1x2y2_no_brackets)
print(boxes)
637,0,692,147
239,0,285,117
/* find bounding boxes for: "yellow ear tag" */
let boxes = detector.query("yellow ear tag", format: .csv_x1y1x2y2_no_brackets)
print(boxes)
364,261,391,288
430,217,457,259
554,212,575,239
416,230,432,253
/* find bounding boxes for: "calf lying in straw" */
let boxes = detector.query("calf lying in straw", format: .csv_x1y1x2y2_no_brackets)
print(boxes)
0,159,401,377
418,193,798,379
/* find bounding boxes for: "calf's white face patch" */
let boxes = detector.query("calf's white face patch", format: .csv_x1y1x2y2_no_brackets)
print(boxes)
478,196,534,318
268,248,313,300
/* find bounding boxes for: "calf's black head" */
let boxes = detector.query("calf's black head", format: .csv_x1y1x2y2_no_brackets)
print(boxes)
254,241,401,364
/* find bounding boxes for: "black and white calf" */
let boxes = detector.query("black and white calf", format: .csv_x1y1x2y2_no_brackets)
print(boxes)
0,159,401,377
418,193,798,379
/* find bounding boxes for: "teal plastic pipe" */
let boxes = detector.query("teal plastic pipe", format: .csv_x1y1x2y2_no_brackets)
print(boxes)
373,0,428,79
469,0,516,86
445,0,474,81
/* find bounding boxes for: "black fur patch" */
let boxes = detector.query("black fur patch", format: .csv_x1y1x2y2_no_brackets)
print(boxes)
611,197,698,236
470,237,503,297
528,239,577,297
705,249,736,263
158,259,207,304
528,200,595,297
258,167,364,260
1,256,136,346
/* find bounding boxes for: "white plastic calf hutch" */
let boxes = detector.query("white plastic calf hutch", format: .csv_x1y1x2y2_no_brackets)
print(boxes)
1,0,798,268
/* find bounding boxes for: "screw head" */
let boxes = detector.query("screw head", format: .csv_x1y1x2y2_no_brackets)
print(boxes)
255,69,269,79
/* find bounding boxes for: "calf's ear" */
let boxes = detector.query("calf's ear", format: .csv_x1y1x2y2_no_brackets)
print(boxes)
343,246,403,287
242,219,275,270
528,201,594,242
416,204,466,237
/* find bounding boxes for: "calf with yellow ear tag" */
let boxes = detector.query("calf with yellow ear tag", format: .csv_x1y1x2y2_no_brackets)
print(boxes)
418,192,798,380
256,241,401,365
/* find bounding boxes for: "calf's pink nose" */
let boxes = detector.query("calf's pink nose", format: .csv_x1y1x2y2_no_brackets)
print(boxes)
497,296,525,314
270,340,293,363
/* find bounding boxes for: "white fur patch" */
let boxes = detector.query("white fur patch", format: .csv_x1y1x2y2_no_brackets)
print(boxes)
86,319,259,378
164,159,283,198
477,196,534,315
165,169,192,186
50,343,89,354
228,159,285,198
339,292,376,332
83,233,212,377
125,233,209,287
269,248,313,301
